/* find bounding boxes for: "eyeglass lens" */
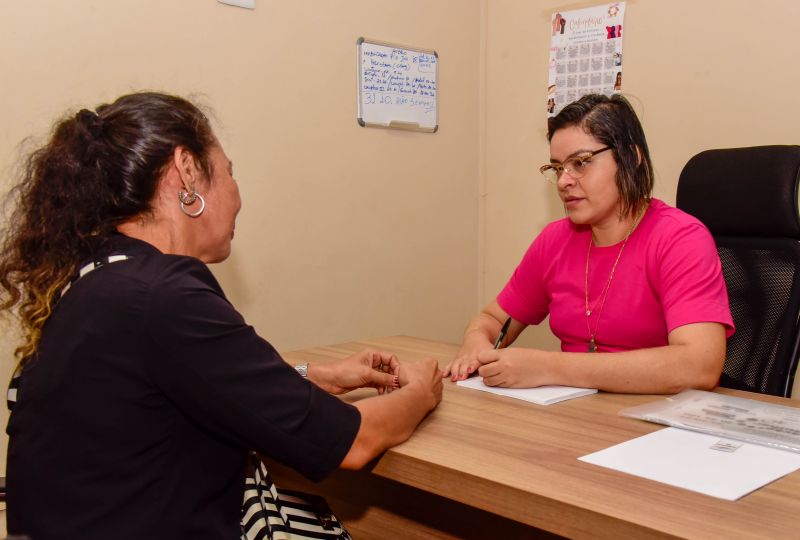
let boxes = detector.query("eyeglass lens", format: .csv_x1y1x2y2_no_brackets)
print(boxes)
542,156,587,183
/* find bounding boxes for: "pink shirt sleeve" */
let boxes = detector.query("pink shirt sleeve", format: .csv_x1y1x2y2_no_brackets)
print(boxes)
497,222,563,326
652,218,735,337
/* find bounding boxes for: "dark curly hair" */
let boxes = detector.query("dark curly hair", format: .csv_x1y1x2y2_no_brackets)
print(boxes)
547,94,654,218
0,92,215,361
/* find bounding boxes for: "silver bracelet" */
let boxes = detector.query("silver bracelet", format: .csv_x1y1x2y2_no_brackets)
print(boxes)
295,363,309,378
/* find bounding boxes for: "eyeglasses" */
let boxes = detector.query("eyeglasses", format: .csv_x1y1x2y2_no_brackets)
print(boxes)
539,146,614,184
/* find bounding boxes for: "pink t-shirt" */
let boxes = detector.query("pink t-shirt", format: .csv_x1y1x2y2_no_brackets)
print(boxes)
497,199,734,353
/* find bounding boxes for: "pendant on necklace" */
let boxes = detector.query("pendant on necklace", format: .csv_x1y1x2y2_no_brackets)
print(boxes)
588,338,597,352
586,309,591,316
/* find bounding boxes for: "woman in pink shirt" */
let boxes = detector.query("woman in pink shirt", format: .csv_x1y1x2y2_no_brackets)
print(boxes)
444,94,734,393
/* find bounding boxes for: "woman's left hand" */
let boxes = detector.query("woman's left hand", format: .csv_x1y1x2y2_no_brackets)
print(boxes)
475,348,546,388
313,349,400,395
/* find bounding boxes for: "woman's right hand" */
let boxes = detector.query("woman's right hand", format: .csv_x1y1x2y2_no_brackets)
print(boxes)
442,332,494,382
443,302,520,382
398,358,443,410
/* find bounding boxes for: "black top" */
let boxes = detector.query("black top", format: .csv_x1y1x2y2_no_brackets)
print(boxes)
6,235,360,539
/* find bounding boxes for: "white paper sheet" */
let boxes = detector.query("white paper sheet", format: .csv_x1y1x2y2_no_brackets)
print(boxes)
579,427,800,500
456,377,596,405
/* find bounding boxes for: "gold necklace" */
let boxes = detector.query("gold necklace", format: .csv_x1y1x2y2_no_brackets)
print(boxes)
584,205,647,352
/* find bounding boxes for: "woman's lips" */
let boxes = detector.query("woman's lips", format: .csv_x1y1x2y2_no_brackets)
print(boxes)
564,196,584,208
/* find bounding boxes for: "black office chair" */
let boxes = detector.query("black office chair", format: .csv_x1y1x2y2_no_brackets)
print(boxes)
677,145,800,397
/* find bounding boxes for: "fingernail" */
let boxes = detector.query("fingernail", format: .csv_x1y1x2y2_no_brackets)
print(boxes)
392,375,400,387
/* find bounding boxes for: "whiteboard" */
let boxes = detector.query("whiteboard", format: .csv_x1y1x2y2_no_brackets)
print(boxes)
356,38,438,133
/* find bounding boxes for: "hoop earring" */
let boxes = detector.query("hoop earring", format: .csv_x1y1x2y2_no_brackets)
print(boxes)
179,190,205,218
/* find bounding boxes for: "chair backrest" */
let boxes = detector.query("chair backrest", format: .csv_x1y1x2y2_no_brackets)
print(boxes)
677,145,800,397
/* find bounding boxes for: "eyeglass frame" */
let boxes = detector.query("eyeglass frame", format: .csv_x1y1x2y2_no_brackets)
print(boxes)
539,146,615,184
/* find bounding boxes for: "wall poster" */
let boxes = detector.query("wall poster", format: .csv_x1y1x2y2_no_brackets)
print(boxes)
547,2,626,117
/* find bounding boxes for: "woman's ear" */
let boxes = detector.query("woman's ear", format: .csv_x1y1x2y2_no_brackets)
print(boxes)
172,146,201,192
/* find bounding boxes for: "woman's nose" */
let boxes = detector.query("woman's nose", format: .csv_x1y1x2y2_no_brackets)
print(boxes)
557,170,578,188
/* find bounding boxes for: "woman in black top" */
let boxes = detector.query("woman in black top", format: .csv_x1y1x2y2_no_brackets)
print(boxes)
0,92,442,539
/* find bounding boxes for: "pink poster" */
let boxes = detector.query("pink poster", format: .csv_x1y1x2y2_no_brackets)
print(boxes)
547,2,626,117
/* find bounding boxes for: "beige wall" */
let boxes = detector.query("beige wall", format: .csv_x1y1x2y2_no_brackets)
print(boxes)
1,0,799,481
483,0,800,402
0,0,481,474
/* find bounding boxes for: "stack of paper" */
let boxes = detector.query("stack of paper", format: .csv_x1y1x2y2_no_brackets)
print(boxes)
581,390,800,500
456,377,597,405
619,389,800,453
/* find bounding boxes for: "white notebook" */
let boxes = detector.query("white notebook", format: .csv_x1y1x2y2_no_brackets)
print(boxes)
456,377,597,405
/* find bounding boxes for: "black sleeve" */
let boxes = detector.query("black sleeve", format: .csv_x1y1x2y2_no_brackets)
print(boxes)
142,257,360,482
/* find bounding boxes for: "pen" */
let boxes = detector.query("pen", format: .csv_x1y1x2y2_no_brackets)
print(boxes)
493,317,512,349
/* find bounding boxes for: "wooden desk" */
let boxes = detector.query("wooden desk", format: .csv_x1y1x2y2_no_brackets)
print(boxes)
270,336,799,539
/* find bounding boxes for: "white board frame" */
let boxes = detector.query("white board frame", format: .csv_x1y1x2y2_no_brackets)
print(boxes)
356,37,438,133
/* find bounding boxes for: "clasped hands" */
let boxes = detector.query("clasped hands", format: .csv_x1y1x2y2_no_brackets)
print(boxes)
307,349,442,396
